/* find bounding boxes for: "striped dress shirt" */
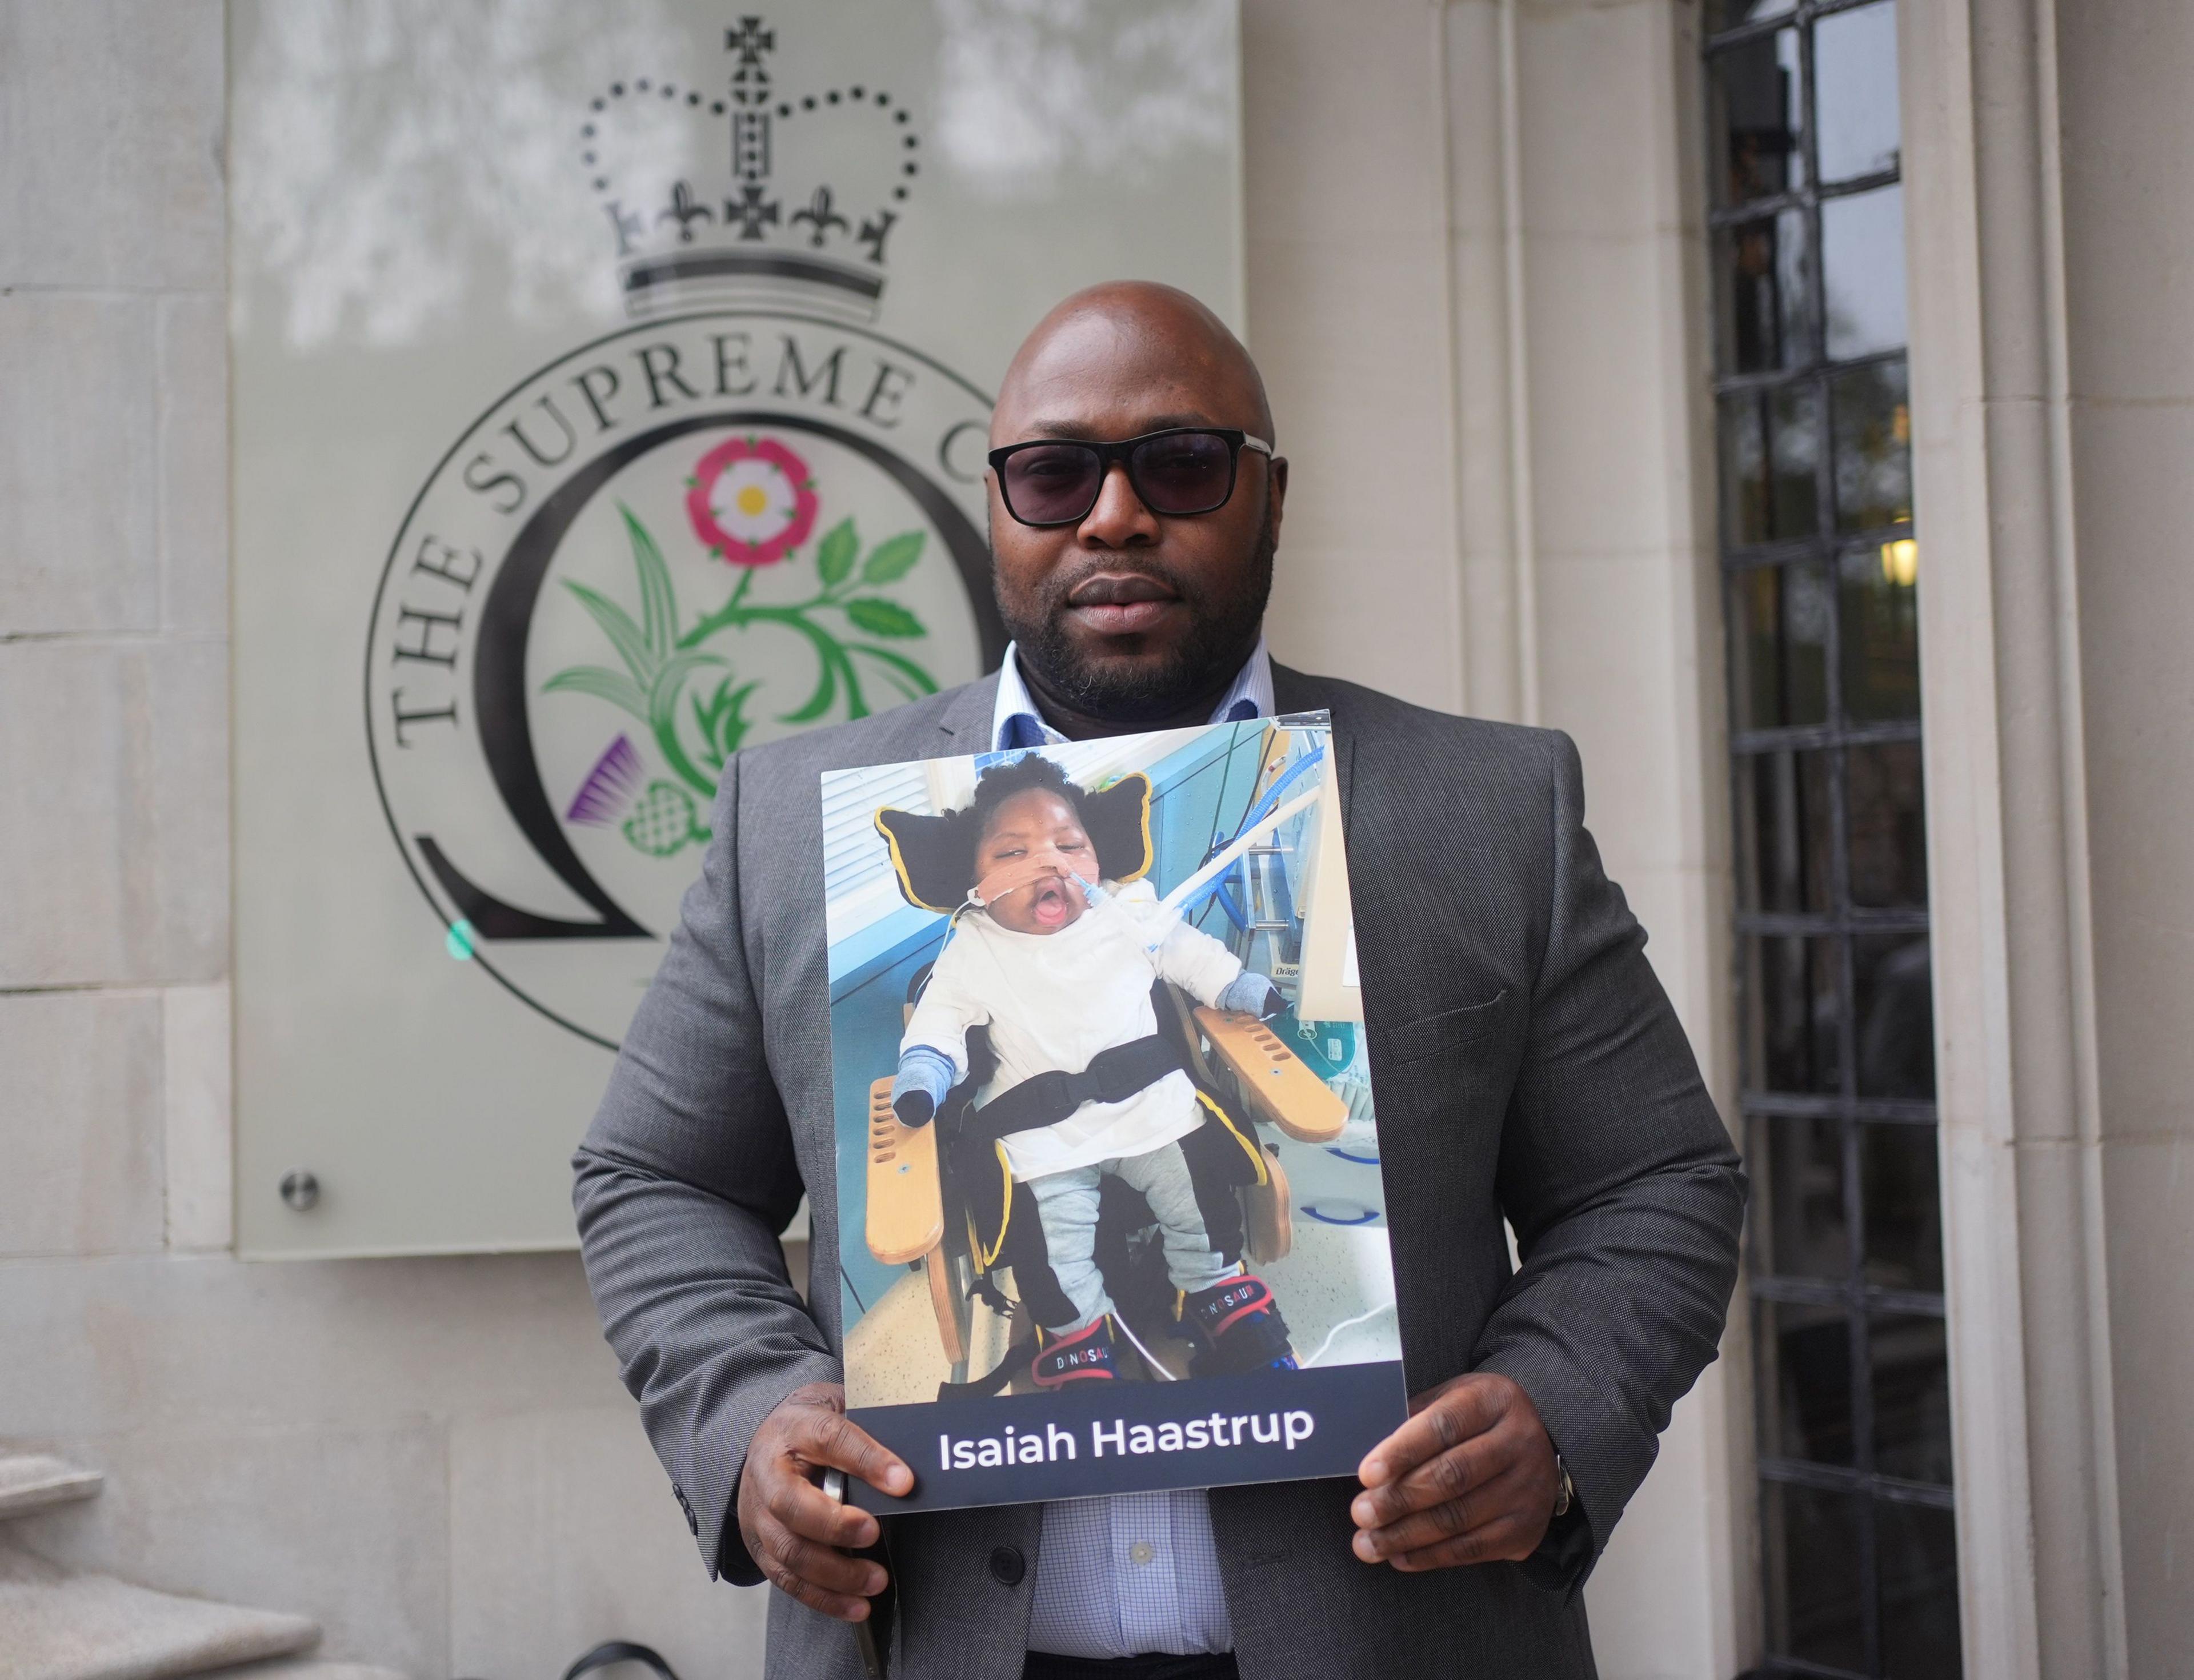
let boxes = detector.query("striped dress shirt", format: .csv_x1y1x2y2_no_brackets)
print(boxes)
987,636,1274,1659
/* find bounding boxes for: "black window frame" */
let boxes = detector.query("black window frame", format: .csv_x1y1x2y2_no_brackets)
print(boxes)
1701,3,1961,1676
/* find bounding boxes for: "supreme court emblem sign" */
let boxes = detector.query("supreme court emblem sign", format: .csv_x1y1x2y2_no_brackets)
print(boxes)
366,311,1002,1048
231,1,1242,1253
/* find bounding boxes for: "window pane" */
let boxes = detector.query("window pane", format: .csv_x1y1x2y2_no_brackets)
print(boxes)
1759,1298,1855,1465
1711,31,1805,206
1717,210,1812,371
1840,542,1921,722
1739,748,1835,912
1816,2,1901,183
1878,1499,1963,1679
1831,356,1912,532
1747,933,1843,1095
1847,739,1928,907
1823,183,1908,360
1871,1312,1954,1483
1729,564,1831,730
1863,1121,1944,1293
1720,383,1823,543
1763,1479,1867,1671
1751,1114,1848,1282
1854,932,1933,1099
1718,391,1767,539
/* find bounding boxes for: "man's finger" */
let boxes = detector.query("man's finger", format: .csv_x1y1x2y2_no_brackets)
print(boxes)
1348,1426,1510,1531
765,1471,882,1551
1386,1513,1542,1571
1357,1376,1508,1488
757,1541,875,1623
791,1409,915,1498
763,1522,890,1602
1351,1458,1538,1559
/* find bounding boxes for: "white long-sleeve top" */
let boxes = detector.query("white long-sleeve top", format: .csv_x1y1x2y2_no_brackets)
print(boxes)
900,879,1245,1180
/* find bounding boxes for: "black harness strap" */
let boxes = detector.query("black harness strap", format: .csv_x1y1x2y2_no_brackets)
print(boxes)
963,1033,1186,1147
938,1336,1039,1400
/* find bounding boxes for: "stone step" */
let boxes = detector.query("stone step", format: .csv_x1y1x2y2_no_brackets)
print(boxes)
0,1453,105,1519
193,1663,409,1680
0,1544,319,1680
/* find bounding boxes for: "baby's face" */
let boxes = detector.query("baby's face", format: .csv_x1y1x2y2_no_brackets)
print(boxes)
975,788,1092,935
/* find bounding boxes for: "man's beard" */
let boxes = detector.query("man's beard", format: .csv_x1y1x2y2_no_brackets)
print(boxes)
995,509,1276,725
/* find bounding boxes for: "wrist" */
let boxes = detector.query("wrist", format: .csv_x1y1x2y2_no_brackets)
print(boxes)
1521,1446,1592,1591
1219,971,1283,1016
892,1046,955,1112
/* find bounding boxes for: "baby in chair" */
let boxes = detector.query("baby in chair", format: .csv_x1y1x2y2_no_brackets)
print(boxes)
887,755,1298,1389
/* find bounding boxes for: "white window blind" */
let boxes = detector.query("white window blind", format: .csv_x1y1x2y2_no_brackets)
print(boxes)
822,763,930,902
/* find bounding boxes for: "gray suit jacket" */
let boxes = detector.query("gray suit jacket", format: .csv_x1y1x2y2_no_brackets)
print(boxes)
574,664,1744,1680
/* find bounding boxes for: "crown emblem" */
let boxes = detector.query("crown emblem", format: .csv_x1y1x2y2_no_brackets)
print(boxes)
579,15,920,319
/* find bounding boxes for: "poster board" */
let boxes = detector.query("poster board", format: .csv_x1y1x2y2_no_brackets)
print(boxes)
824,717,1407,1510
228,1,1243,1256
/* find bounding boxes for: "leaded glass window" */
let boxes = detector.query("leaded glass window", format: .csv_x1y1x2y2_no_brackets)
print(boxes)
1704,3,1961,1674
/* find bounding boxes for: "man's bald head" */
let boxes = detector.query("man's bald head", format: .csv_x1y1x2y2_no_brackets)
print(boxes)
992,280,1275,449
983,281,1287,736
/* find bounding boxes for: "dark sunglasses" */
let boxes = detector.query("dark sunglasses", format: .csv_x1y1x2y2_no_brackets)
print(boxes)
986,427,1275,528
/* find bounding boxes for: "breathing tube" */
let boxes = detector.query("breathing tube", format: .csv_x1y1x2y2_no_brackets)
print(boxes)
932,847,1099,961
966,847,1082,910
1071,752,1331,954
936,743,1330,956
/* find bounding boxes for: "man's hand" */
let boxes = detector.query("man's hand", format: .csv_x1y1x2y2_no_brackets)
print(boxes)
736,1382,914,1621
1350,1372,1562,1571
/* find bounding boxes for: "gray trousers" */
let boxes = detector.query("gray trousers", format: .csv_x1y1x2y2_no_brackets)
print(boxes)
1025,1138,1235,1334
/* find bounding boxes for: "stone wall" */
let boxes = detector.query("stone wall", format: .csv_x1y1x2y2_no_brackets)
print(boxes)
1,3,768,1673
0,1,1741,1673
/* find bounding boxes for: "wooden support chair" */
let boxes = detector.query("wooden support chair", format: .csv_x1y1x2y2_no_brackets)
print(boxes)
864,991,1347,1378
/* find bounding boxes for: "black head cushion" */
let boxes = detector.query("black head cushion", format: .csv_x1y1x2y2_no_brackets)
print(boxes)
874,764,1154,912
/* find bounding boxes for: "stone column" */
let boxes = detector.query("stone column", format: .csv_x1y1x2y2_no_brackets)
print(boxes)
1898,0,2194,1672
1439,2,1749,1673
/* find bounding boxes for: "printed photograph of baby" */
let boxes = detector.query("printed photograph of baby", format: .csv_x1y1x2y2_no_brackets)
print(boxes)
824,713,1407,1509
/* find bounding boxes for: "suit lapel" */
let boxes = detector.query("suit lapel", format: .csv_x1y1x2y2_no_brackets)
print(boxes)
936,670,1002,756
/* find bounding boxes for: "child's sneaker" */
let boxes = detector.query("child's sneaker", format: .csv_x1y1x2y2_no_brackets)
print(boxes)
1032,1316,1120,1388
1180,1274,1298,1376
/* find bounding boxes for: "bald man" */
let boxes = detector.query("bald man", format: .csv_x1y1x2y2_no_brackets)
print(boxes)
575,283,1743,1680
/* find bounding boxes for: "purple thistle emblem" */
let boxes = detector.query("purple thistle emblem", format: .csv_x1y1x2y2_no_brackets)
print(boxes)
567,734,643,825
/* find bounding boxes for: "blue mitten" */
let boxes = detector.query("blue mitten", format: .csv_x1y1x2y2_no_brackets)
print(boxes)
891,1045,956,1127
1219,972,1285,1019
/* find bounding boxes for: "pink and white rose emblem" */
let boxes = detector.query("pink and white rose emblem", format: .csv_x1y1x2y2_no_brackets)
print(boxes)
686,436,819,566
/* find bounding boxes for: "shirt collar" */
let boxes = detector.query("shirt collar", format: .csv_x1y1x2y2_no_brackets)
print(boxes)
990,632,1274,751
